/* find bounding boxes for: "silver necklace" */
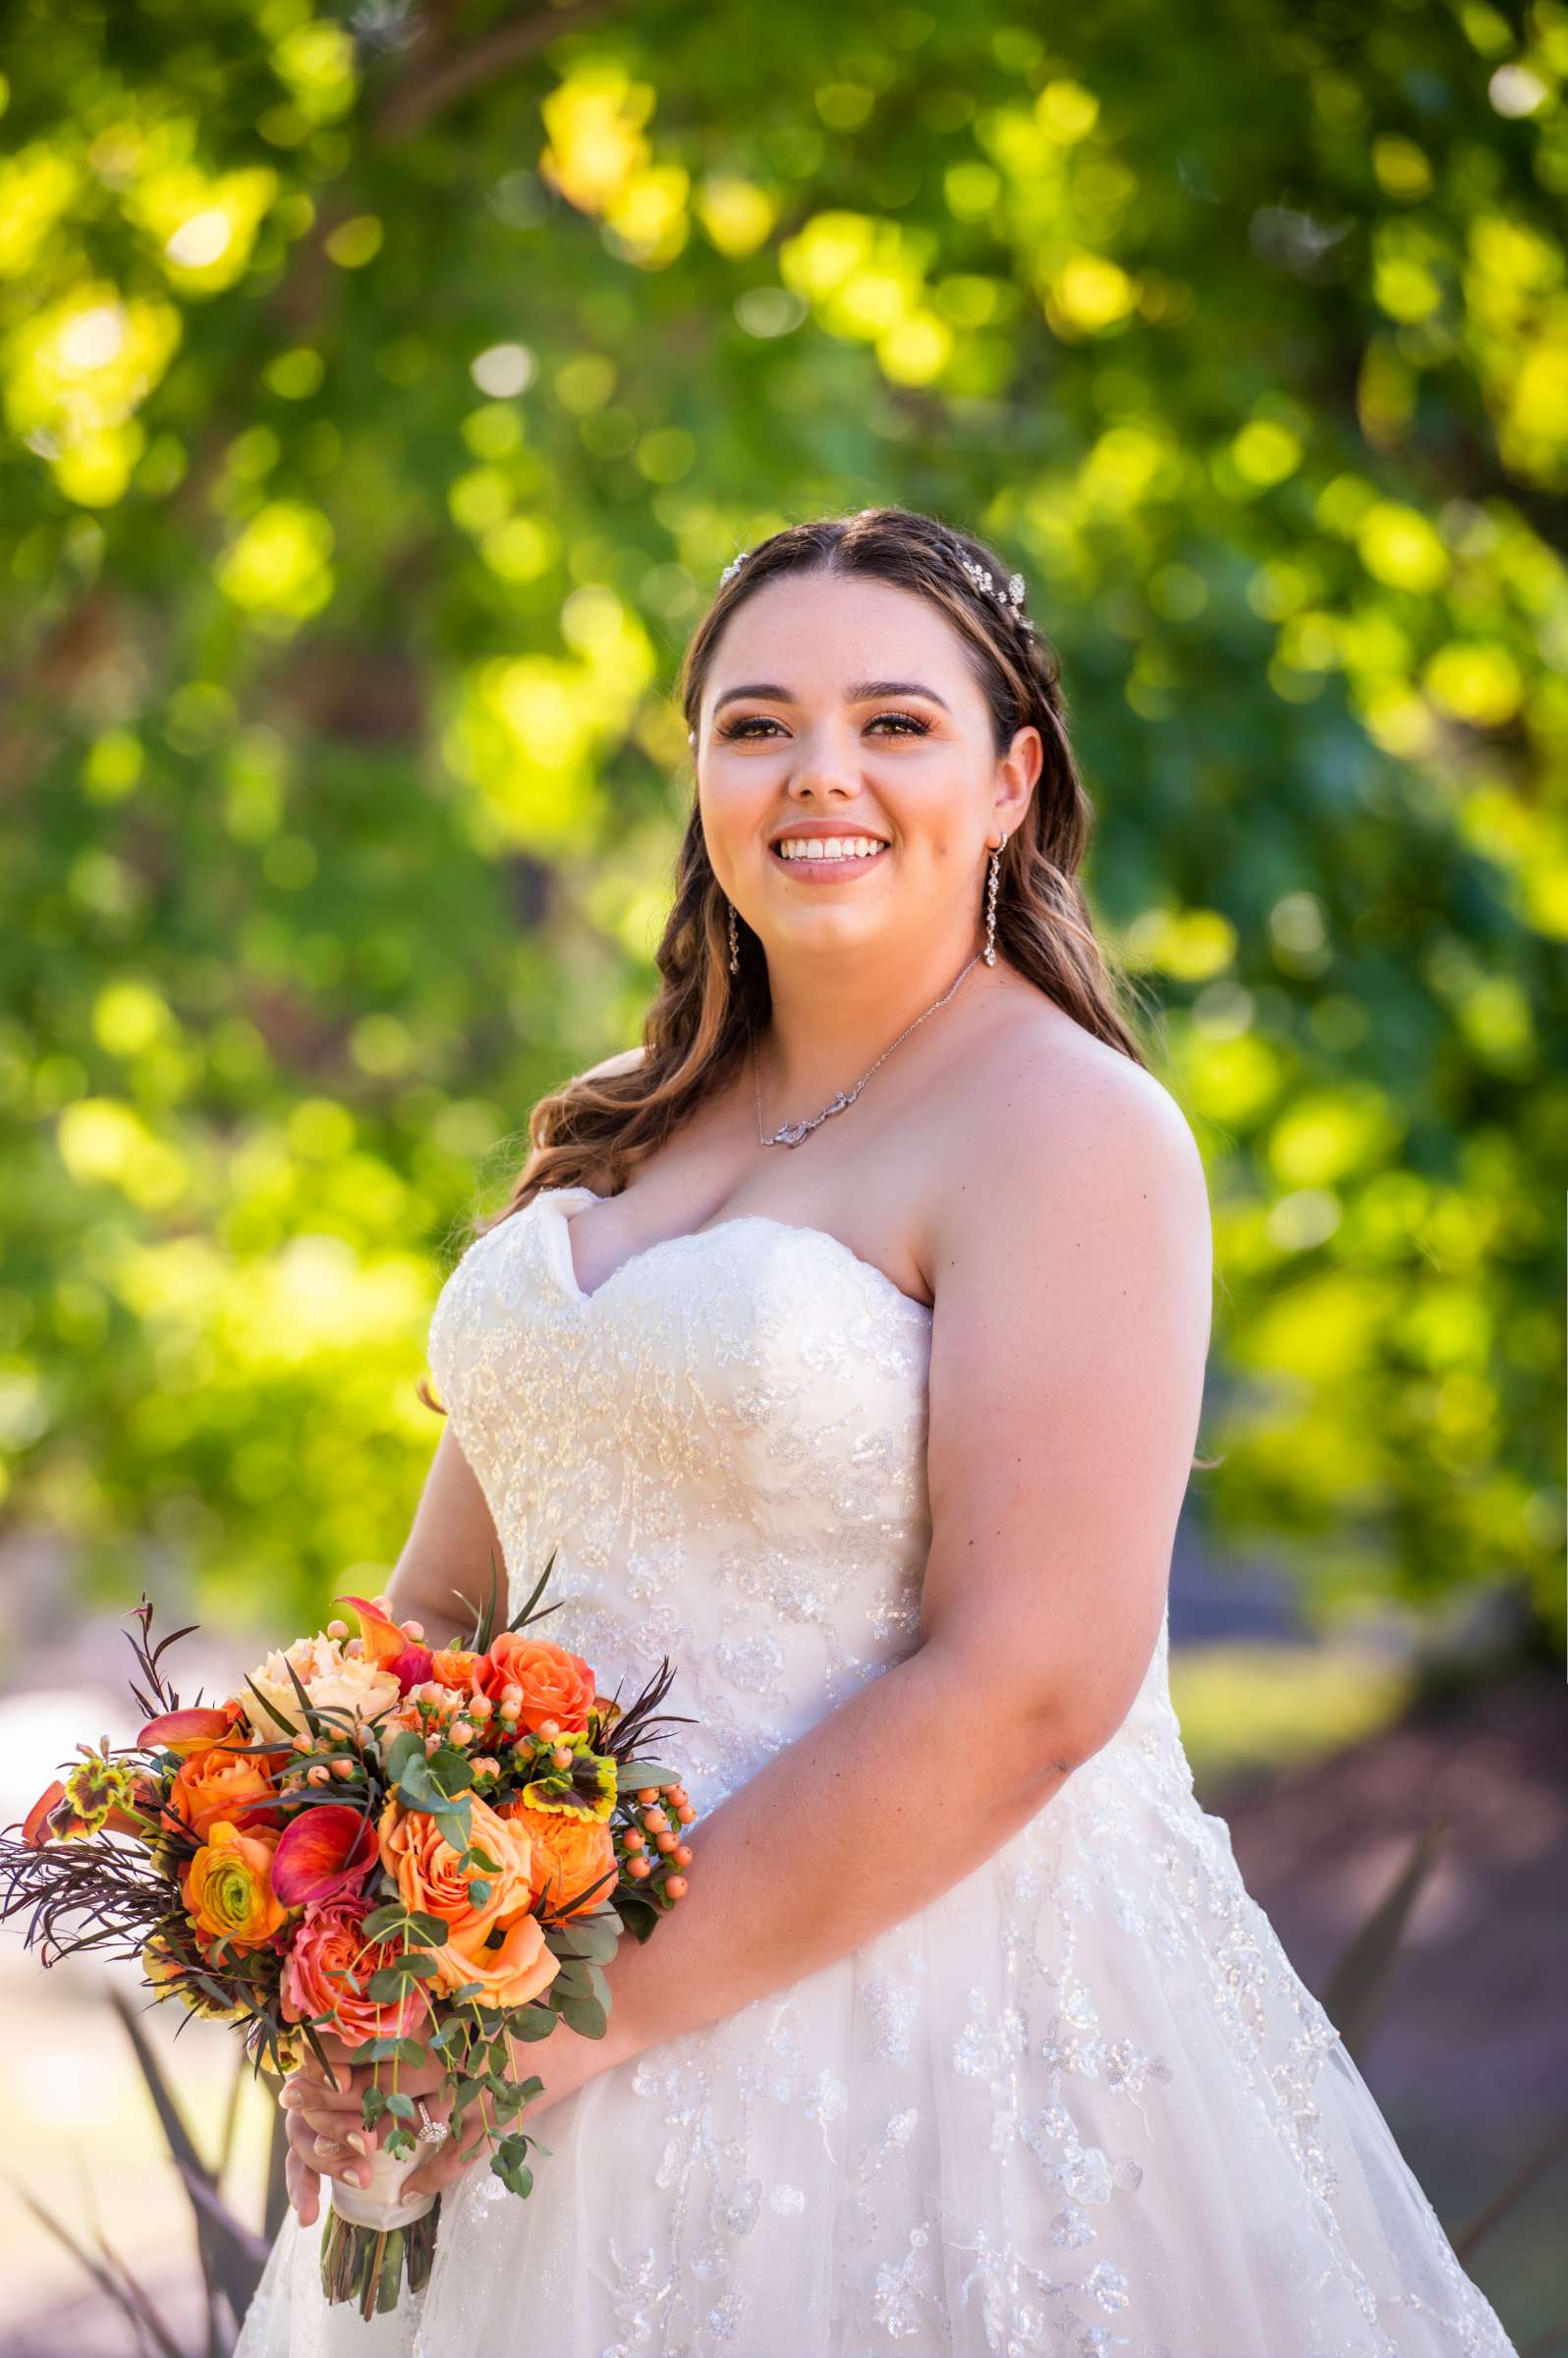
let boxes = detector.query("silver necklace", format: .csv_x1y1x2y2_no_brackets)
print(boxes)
753,951,982,1149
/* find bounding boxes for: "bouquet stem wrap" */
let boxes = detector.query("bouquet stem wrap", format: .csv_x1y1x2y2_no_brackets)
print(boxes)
327,2143,437,2232
319,2149,441,2320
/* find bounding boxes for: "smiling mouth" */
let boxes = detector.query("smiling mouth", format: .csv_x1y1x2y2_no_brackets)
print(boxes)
769,835,890,868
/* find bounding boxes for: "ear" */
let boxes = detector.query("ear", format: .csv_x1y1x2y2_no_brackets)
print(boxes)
994,722,1041,834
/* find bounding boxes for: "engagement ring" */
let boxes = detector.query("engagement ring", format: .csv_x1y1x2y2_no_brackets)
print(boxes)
416,2100,450,2147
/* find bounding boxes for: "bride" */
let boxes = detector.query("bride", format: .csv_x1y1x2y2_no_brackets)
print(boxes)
235,505,1517,2356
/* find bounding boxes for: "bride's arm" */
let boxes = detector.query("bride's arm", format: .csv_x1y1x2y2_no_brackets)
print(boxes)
552,1044,1213,2089
382,1422,506,1650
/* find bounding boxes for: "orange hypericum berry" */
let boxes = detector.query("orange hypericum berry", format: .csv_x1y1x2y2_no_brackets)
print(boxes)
642,1807,669,1834
627,1855,651,1880
623,1828,645,1852
665,1876,688,1899
636,1787,658,1806
654,1831,677,1853
673,1842,692,1867
675,1803,697,1825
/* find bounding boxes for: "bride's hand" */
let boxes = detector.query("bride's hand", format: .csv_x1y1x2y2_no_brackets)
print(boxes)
399,2021,604,2201
280,2016,621,2219
280,2034,449,2226
283,2044,518,2213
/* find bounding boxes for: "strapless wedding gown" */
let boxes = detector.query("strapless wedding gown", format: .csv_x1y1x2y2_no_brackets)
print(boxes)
234,1184,1518,2358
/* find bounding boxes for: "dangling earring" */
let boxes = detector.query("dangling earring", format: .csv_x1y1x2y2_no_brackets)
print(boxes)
728,898,740,975
983,841,1002,966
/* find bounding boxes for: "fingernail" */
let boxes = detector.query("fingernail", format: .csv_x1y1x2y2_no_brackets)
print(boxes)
318,2138,347,2157
346,2133,367,2155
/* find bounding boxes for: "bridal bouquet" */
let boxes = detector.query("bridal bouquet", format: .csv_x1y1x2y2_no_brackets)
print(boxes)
1,1552,698,2321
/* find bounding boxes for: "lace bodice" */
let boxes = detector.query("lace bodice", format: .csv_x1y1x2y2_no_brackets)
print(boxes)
425,1184,1177,1814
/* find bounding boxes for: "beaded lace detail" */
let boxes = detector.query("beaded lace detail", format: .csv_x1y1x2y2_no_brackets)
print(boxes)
230,1185,1517,2358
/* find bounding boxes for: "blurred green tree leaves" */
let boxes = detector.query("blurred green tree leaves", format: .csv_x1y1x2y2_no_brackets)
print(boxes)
1,0,1562,1642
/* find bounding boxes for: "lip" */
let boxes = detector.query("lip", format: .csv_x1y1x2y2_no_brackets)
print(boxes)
767,831,891,881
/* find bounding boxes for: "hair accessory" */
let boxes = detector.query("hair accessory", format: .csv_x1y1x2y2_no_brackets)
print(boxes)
720,543,1027,615
959,554,1027,612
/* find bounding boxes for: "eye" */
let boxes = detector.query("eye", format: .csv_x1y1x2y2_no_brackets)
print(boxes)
717,710,932,741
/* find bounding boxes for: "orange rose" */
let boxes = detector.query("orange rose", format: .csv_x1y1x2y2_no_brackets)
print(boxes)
428,1646,487,1697
496,1799,618,1921
376,1792,560,2011
481,1633,597,1734
165,1735,288,1844
182,1819,288,1948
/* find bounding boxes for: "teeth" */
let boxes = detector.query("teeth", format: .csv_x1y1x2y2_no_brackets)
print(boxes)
776,836,887,861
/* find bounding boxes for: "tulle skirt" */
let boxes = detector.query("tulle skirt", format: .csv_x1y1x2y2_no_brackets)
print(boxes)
233,1733,1518,2358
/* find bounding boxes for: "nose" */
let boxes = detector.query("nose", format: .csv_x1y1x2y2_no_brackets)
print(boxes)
784,735,862,803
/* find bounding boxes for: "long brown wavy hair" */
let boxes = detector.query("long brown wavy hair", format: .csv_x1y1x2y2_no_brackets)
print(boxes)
418,502,1165,1417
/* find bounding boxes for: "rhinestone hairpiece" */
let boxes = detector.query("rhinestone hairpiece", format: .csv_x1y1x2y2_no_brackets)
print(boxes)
718,545,1028,612
958,554,1027,611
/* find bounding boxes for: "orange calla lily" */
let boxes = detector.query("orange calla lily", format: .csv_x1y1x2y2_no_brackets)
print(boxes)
331,1595,433,1695
139,1706,241,1759
332,1595,405,1668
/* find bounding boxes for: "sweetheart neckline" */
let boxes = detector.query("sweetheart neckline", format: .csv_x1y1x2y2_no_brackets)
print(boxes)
537,1185,934,1322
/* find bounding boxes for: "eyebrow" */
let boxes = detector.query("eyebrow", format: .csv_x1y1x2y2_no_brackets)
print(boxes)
711,678,953,717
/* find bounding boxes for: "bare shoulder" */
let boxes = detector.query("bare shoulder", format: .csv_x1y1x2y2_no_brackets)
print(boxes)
927,996,1211,1321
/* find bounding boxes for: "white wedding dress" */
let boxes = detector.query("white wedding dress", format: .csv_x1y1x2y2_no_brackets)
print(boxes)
234,1184,1518,2358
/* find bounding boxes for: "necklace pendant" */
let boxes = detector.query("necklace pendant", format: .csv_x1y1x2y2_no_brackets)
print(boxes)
751,948,981,1152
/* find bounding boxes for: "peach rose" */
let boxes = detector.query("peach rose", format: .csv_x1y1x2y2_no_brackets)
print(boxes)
281,1895,430,2046
481,1633,597,1734
182,1819,287,1949
376,1791,560,2010
496,1799,618,1921
165,1736,289,1844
